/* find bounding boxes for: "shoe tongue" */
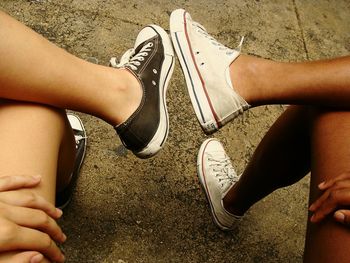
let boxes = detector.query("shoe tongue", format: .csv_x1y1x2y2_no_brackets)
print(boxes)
211,150,227,160
133,38,153,55
134,40,146,53
222,181,232,194
134,28,157,49
208,151,228,165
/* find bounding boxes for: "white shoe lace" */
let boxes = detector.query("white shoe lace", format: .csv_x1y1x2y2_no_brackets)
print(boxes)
110,42,154,71
192,21,244,54
74,134,87,149
208,153,239,193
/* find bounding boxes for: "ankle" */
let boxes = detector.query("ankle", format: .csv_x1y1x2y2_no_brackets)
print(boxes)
102,68,142,126
229,55,255,105
222,191,248,216
230,55,274,106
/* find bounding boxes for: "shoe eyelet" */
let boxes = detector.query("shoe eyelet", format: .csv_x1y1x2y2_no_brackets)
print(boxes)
149,43,154,47
152,80,156,86
139,57,144,61
153,69,157,74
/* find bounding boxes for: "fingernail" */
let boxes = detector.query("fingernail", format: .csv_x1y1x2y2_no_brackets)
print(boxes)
62,233,67,242
31,253,44,263
31,175,42,181
56,208,63,217
309,204,315,211
318,181,325,189
334,211,345,222
310,214,315,222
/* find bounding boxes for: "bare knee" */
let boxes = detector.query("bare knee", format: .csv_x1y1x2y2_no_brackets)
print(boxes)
310,107,350,182
0,100,70,203
305,107,350,262
0,99,67,133
304,218,350,263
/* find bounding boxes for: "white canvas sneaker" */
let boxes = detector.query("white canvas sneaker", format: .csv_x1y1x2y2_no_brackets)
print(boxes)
197,138,242,230
170,9,250,134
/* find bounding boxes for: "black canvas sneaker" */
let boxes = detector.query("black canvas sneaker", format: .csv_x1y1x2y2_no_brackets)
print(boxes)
110,25,175,159
56,114,87,209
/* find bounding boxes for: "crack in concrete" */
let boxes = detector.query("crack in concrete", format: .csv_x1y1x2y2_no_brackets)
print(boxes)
292,0,309,60
53,2,142,27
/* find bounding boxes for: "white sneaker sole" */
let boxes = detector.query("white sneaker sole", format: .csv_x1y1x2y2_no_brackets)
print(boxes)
197,138,232,231
170,9,220,134
67,113,87,173
63,113,87,209
135,25,175,158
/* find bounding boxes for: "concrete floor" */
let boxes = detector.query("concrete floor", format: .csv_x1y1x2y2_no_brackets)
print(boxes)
1,0,350,262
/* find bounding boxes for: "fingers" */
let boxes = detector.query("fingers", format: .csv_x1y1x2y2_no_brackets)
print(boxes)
310,188,350,223
318,172,350,190
310,178,350,212
1,203,66,243
39,257,51,263
0,175,41,192
0,221,65,263
29,253,44,263
0,251,43,263
0,190,62,219
15,227,65,263
334,210,350,225
11,251,43,263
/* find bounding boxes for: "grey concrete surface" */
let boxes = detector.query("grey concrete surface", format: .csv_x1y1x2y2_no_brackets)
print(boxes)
1,0,349,262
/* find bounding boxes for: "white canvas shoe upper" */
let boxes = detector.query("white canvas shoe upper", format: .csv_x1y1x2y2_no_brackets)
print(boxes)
171,9,250,133
197,138,242,230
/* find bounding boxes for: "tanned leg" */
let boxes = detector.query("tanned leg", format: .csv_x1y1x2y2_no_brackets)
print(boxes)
231,55,350,108
303,109,350,262
223,106,311,215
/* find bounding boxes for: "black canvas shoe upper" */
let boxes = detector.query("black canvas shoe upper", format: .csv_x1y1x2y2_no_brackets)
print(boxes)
115,36,164,152
111,26,172,157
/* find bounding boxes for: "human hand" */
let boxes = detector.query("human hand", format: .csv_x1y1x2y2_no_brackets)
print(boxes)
0,250,49,263
0,175,62,219
309,172,350,225
0,175,66,262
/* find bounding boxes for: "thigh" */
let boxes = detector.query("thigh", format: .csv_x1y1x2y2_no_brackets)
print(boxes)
304,108,350,263
0,99,66,203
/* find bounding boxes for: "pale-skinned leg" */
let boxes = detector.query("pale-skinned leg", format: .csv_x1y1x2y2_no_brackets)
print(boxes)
0,10,141,126
0,100,77,262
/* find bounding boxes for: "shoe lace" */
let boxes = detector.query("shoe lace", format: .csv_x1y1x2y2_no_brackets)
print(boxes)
192,21,244,54
74,134,87,149
109,42,153,71
208,153,239,192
